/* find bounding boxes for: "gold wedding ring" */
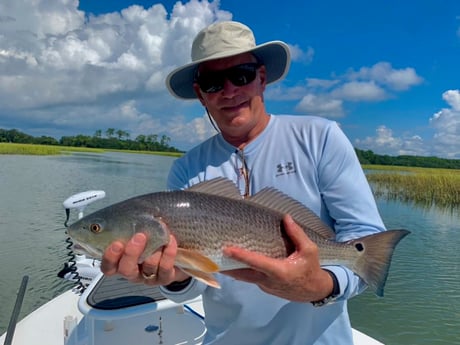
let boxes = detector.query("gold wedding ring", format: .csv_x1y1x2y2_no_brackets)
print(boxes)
142,271,157,280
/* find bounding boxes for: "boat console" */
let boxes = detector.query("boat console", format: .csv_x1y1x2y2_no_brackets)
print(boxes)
65,273,206,345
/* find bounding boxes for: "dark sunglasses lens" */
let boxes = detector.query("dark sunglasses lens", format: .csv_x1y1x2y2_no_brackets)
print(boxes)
198,74,225,93
227,64,257,87
197,63,259,93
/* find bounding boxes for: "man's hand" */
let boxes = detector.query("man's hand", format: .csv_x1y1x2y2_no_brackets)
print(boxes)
101,233,190,286
222,215,334,303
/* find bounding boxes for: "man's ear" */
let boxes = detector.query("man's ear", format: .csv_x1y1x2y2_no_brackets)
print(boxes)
193,83,206,106
258,65,267,91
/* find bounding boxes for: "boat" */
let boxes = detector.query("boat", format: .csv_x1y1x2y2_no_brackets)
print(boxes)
1,267,384,345
0,191,384,345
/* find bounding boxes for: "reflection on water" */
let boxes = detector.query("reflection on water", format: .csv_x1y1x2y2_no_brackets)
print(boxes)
0,152,459,344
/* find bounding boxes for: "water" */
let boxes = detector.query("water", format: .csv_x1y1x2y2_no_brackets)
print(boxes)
0,152,174,333
349,201,460,344
0,153,459,344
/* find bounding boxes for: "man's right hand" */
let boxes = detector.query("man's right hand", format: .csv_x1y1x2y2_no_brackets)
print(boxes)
101,233,190,286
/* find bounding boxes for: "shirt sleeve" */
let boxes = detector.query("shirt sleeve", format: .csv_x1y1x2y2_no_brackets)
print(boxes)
317,121,386,300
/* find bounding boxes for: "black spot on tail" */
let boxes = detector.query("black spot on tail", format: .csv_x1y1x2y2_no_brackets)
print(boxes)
355,243,364,252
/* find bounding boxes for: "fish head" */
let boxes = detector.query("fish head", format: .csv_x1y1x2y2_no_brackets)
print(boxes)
66,204,170,260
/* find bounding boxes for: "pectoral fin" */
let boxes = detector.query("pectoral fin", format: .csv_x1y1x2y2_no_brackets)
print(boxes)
180,267,221,289
175,248,220,273
175,248,221,288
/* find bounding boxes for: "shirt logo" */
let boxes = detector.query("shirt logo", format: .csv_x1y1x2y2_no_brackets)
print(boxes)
276,162,297,177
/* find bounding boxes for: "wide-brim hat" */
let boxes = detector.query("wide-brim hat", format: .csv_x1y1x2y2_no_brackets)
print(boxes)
166,21,291,99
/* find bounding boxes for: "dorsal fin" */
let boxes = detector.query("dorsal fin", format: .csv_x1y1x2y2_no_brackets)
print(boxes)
186,178,242,200
249,188,336,239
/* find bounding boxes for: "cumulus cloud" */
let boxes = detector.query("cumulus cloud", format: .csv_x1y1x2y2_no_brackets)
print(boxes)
429,89,460,158
331,81,386,102
0,0,231,149
355,90,460,158
167,112,217,145
288,44,314,64
347,62,423,91
306,78,340,90
0,0,432,152
290,61,423,119
355,125,428,156
295,94,344,117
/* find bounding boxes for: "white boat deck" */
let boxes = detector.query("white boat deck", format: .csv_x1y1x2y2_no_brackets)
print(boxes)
0,274,384,345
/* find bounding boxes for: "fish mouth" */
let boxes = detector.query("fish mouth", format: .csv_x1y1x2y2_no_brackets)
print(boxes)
72,241,103,259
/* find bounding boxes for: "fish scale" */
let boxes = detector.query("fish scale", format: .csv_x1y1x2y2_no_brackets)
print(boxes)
149,191,289,262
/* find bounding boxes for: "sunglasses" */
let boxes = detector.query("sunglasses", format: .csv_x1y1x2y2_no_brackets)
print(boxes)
195,63,261,93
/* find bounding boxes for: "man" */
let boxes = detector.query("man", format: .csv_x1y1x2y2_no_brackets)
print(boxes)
102,21,386,344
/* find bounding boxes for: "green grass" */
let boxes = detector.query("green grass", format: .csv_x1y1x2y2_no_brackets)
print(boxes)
363,165,460,209
0,143,105,155
0,142,183,157
2,146,457,208
108,148,183,157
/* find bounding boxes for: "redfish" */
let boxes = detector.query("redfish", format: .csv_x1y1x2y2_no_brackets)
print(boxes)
67,178,409,295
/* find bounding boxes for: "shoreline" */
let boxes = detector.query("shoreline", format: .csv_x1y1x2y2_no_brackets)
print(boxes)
2,143,458,209
0,142,183,157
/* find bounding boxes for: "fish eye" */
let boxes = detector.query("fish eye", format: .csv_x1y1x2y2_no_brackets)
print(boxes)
90,223,102,233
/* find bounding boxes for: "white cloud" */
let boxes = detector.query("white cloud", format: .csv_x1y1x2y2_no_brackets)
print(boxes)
291,61,423,118
347,62,423,91
0,0,231,149
306,78,340,90
429,89,460,158
288,44,314,64
331,81,387,102
442,89,460,111
295,94,344,117
355,90,460,158
166,112,217,146
0,0,85,40
265,85,308,101
355,125,428,156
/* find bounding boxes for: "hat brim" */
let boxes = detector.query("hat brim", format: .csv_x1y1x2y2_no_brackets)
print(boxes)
166,41,291,99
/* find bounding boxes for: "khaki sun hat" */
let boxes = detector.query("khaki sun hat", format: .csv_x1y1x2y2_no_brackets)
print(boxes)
166,21,291,99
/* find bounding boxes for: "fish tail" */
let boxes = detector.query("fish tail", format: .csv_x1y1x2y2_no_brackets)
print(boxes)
350,229,410,297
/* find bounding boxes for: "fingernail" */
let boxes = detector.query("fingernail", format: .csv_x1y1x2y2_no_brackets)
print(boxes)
132,233,145,245
111,243,123,254
223,247,233,258
285,214,294,224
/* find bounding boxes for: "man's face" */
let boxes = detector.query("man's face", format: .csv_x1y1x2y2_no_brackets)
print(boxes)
193,53,267,142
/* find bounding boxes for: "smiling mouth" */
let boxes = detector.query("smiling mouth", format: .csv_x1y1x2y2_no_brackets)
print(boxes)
221,101,248,111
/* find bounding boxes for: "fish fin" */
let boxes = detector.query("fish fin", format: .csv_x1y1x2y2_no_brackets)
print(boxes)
350,229,410,297
249,188,336,239
176,248,220,273
180,268,221,289
186,178,242,200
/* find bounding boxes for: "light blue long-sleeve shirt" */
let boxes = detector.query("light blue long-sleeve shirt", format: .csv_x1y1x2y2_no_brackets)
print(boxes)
161,115,385,344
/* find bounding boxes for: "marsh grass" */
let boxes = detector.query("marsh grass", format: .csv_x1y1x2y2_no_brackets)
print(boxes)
0,143,105,155
0,142,182,157
364,165,460,210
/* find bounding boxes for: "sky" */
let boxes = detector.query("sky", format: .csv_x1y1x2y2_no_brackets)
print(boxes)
0,0,459,157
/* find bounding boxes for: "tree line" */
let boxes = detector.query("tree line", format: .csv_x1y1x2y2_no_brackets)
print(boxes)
355,148,460,169
2,128,460,168
0,128,183,153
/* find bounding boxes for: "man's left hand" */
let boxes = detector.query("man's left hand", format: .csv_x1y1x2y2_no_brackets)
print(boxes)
223,214,334,303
